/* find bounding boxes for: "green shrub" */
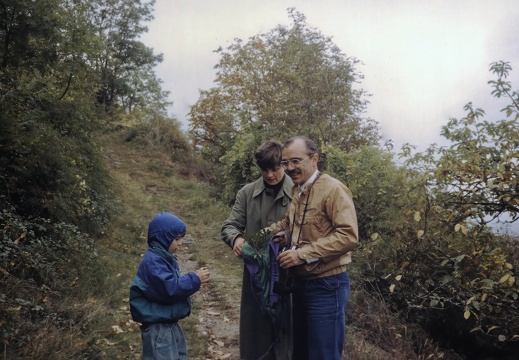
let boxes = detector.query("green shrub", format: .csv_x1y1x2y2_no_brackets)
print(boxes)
0,197,109,358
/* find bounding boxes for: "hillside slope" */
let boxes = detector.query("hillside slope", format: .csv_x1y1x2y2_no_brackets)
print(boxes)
98,133,241,359
96,133,458,360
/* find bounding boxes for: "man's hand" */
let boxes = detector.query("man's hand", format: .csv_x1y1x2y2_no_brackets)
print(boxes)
233,236,246,258
277,249,305,269
272,232,287,247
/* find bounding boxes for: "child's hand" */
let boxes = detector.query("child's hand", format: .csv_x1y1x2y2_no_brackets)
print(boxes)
196,267,210,284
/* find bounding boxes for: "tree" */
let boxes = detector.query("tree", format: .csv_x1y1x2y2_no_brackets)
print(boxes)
0,0,116,229
189,8,379,171
89,0,167,115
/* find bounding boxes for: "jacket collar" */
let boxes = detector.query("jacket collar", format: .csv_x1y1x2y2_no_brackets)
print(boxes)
252,175,293,200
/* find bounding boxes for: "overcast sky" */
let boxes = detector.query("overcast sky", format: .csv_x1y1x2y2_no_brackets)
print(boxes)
140,0,519,151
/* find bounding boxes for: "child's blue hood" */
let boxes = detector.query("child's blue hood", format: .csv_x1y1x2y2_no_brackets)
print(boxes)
147,212,186,250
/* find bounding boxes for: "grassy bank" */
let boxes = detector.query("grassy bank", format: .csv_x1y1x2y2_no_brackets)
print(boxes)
94,132,242,359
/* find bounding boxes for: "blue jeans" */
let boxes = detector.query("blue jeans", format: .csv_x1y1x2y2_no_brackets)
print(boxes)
141,322,187,360
292,272,350,360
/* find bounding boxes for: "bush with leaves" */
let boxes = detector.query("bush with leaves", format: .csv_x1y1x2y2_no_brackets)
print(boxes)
0,196,108,357
357,61,519,356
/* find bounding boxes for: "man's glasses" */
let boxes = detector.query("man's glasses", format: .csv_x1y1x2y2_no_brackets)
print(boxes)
280,155,314,168
280,158,304,168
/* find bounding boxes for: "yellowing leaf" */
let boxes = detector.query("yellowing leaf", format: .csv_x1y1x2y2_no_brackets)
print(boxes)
498,274,510,284
464,310,471,319
487,326,498,333
370,232,379,240
413,212,421,222
455,224,461,232
505,263,513,270
395,275,402,281
461,225,468,235
14,231,27,244
417,230,424,238
481,293,488,302
109,325,124,334
213,339,225,347
508,276,515,286
389,284,396,293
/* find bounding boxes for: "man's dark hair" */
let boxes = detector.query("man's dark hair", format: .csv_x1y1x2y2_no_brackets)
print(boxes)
283,136,318,156
255,140,283,170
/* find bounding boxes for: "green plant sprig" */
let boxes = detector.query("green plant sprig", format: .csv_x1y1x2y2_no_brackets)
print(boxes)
243,229,272,252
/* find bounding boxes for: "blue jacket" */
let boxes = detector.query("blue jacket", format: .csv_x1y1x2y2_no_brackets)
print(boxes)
129,212,201,324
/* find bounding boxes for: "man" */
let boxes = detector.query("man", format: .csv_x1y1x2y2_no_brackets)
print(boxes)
268,136,359,360
221,140,293,360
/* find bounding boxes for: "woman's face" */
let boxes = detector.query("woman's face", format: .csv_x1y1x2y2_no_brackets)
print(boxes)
260,166,285,186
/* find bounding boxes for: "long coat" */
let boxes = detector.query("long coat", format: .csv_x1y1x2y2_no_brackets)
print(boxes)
221,175,293,360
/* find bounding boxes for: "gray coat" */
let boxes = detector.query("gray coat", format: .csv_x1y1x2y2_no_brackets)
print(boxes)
221,175,293,360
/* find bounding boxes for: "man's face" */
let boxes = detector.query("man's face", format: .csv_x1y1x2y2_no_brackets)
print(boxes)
260,166,285,186
282,139,318,186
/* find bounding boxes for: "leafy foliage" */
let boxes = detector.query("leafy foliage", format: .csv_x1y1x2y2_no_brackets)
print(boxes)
351,61,519,357
189,8,380,194
89,0,168,115
243,229,273,252
0,1,179,357
0,196,106,358
219,132,262,202
325,144,412,241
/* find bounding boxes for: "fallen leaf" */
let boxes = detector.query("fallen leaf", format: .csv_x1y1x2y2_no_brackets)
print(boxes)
109,325,124,334
128,322,140,332
213,339,225,347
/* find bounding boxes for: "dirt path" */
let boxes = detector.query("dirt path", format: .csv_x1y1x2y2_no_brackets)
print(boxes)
177,239,241,360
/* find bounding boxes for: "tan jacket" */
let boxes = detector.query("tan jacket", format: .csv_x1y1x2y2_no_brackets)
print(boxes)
267,173,359,279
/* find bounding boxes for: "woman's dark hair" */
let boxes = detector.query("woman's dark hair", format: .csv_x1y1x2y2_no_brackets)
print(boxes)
255,140,283,170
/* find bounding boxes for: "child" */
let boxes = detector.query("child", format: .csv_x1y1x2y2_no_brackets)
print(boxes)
130,212,210,360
